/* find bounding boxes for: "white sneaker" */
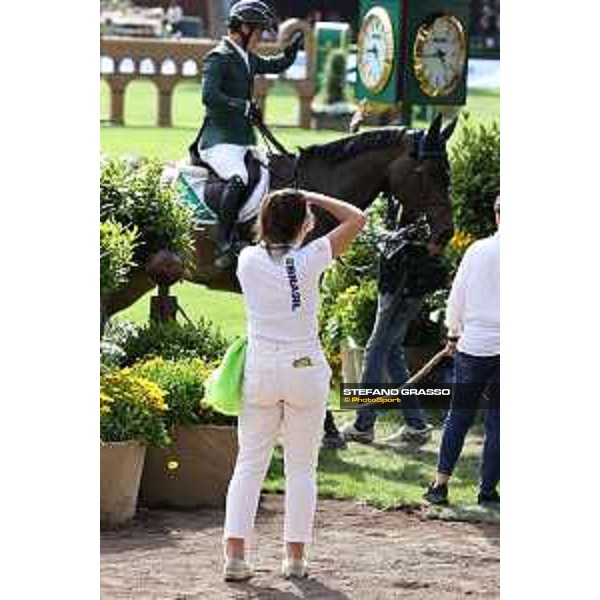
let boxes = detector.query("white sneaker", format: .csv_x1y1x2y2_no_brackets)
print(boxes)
340,422,375,444
281,558,308,579
381,424,432,447
223,557,254,582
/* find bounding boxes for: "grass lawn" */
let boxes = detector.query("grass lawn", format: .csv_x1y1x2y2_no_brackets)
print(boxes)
264,412,487,510
101,80,498,160
118,282,246,340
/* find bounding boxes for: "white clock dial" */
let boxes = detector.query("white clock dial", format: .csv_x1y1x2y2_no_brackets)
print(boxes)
358,7,395,94
413,15,467,97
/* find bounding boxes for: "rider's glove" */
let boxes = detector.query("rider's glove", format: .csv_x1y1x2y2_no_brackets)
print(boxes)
248,100,263,126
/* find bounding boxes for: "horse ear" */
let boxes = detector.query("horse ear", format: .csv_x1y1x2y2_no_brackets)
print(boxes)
426,113,443,142
441,117,458,142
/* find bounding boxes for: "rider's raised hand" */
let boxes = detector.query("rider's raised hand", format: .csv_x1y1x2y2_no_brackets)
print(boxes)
287,30,304,54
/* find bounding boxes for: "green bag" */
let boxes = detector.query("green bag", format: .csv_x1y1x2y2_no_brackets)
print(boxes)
203,336,247,416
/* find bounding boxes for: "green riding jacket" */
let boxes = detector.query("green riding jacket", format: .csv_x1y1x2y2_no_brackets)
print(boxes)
198,38,299,150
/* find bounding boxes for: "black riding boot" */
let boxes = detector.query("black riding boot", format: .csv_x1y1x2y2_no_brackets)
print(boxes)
215,175,247,268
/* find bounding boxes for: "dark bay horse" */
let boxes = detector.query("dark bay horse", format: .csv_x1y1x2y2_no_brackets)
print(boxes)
103,114,457,319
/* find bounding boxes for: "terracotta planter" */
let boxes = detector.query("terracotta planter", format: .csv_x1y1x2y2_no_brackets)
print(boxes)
139,424,238,509
100,440,146,527
340,339,365,383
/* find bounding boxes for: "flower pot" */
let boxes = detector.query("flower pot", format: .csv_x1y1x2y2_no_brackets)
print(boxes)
340,337,365,383
100,440,146,527
340,345,365,383
139,424,238,509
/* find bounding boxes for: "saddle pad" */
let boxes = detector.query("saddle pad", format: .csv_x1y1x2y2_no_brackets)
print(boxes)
173,165,218,224
163,163,267,225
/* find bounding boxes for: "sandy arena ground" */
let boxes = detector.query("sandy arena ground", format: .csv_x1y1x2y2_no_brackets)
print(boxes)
101,494,499,599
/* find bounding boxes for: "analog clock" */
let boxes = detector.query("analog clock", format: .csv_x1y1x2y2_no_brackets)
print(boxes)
357,7,395,94
413,14,467,97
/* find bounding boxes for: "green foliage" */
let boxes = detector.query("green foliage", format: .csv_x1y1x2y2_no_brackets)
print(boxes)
100,156,195,269
100,220,137,296
320,205,382,361
120,318,230,366
332,281,378,348
450,115,500,239
131,357,233,428
323,49,348,105
100,368,170,446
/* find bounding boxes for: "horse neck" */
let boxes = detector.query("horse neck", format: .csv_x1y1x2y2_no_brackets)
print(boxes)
297,145,404,239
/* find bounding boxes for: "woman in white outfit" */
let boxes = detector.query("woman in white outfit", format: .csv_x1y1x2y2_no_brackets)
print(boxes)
223,188,366,581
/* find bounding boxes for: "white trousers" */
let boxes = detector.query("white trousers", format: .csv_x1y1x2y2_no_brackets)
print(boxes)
224,337,331,544
198,143,249,185
198,144,270,222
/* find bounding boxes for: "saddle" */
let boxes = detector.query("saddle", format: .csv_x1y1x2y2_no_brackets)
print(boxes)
187,144,297,220
175,145,297,269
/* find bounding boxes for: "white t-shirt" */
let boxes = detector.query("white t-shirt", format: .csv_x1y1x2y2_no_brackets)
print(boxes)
445,231,500,356
237,237,334,343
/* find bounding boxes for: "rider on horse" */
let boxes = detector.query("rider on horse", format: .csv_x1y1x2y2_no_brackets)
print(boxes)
190,0,303,268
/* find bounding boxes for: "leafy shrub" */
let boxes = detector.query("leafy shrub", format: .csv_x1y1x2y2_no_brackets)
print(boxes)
323,49,348,105
131,357,234,427
100,368,170,446
324,281,378,350
100,220,137,296
120,318,230,366
100,156,195,269
450,115,500,239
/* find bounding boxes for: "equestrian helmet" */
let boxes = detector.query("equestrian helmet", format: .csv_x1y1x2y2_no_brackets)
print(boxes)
229,1,277,32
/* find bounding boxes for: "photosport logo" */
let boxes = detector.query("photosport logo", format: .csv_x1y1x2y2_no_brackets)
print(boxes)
339,383,500,409
339,383,452,409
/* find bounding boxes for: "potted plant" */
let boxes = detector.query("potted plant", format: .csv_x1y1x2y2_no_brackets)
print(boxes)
311,49,357,131
100,368,169,527
134,357,237,509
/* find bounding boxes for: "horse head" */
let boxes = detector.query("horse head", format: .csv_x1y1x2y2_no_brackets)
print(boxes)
386,114,457,247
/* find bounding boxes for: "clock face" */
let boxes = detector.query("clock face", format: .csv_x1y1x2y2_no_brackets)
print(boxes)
358,7,395,94
413,15,467,97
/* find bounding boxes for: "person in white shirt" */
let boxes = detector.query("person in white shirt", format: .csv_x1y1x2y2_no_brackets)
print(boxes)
425,195,500,507
223,188,366,582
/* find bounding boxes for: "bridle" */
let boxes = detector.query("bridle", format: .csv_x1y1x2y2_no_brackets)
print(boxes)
385,129,452,236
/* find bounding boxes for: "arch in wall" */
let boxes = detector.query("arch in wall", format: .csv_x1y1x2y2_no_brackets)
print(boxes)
118,57,136,75
124,79,158,126
100,79,112,122
160,58,178,76
100,55,115,75
139,57,157,75
182,59,199,77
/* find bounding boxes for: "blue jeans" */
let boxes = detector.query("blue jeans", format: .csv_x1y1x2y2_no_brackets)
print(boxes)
437,351,500,494
354,293,428,432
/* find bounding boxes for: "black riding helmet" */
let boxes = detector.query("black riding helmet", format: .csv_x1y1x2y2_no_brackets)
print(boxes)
229,0,277,33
